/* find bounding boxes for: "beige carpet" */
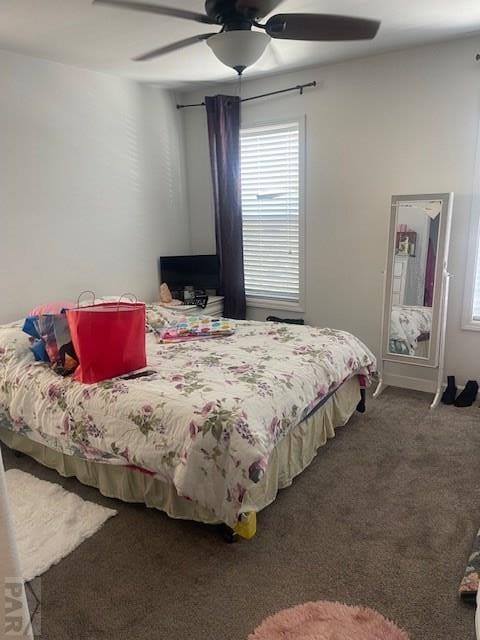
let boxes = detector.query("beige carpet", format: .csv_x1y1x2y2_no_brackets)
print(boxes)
2,387,479,640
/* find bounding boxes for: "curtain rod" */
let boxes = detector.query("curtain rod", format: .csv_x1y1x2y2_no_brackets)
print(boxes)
176,81,316,110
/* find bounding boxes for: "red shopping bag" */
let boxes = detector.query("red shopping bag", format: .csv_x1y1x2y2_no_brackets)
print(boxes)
66,302,146,384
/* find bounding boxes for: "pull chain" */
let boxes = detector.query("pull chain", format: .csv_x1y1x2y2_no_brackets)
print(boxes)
236,71,243,99
237,71,243,125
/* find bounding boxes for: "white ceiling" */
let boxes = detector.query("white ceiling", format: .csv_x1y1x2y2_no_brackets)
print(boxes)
1,0,480,88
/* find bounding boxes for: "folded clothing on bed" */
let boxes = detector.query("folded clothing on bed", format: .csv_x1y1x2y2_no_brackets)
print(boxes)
156,316,235,343
23,313,79,376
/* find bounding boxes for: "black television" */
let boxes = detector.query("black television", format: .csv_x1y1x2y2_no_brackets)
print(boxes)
159,255,220,293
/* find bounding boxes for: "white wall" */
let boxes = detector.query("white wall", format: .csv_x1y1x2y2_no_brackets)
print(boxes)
180,35,480,385
0,50,190,322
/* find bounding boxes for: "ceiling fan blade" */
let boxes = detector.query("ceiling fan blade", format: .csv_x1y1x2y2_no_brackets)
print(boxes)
235,0,284,19
265,13,380,41
93,0,217,25
133,33,216,61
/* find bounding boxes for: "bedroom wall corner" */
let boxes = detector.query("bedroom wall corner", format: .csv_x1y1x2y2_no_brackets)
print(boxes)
179,94,216,255
0,50,190,322
137,84,192,268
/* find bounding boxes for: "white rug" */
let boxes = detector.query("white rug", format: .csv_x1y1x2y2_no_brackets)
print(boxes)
6,469,117,582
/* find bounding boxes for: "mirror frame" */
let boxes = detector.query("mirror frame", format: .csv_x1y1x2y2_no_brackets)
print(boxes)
382,193,453,368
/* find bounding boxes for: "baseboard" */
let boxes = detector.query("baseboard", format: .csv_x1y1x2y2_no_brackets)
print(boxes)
382,373,437,394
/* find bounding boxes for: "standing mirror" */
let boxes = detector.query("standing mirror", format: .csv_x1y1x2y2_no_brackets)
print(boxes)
374,193,453,408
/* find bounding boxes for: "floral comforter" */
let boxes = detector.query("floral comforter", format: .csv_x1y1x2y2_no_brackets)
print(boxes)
389,305,432,355
0,310,376,526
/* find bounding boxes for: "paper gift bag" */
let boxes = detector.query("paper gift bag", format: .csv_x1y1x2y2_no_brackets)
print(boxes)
67,302,146,384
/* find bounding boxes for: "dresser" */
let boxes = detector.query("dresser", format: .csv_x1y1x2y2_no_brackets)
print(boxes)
391,255,408,305
157,296,224,318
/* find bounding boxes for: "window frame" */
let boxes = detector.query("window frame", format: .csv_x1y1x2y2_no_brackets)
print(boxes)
461,202,480,330
240,115,306,312
462,120,480,331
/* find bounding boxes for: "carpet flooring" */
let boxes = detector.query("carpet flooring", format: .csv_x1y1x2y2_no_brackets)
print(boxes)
2,387,480,640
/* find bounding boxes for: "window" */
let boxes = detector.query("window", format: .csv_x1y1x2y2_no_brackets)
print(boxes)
462,127,480,331
463,212,480,330
473,249,480,321
240,120,304,309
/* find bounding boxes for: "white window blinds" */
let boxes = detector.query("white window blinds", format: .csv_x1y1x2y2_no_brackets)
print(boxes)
240,121,301,303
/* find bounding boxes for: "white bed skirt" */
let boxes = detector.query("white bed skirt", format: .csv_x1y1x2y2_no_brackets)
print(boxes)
0,377,361,527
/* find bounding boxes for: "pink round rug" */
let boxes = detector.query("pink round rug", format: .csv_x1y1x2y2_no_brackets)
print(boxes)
248,601,410,640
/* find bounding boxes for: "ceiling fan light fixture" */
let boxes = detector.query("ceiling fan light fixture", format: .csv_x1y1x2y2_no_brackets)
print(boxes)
206,30,271,74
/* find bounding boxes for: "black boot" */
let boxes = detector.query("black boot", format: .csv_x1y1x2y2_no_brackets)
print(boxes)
441,376,457,405
356,388,366,413
454,380,479,407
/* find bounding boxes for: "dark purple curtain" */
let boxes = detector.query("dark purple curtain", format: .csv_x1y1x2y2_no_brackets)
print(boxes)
423,238,436,307
205,95,246,320
423,215,439,307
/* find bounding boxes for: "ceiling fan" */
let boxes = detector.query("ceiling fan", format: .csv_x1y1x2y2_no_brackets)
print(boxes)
93,0,381,75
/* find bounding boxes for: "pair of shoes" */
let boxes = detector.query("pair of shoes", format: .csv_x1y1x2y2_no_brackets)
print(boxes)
455,381,479,407
442,376,479,407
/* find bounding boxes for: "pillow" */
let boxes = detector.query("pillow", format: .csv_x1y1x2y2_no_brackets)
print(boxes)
145,304,177,332
79,297,118,307
79,295,141,307
0,327,33,361
30,301,73,316
34,314,79,376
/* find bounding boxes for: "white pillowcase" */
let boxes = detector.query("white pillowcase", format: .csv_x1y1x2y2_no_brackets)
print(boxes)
0,326,33,360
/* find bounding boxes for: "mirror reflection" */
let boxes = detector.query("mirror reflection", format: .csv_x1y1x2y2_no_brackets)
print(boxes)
388,200,441,358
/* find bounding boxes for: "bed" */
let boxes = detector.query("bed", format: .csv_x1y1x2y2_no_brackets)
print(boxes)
0,306,376,537
389,305,432,357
